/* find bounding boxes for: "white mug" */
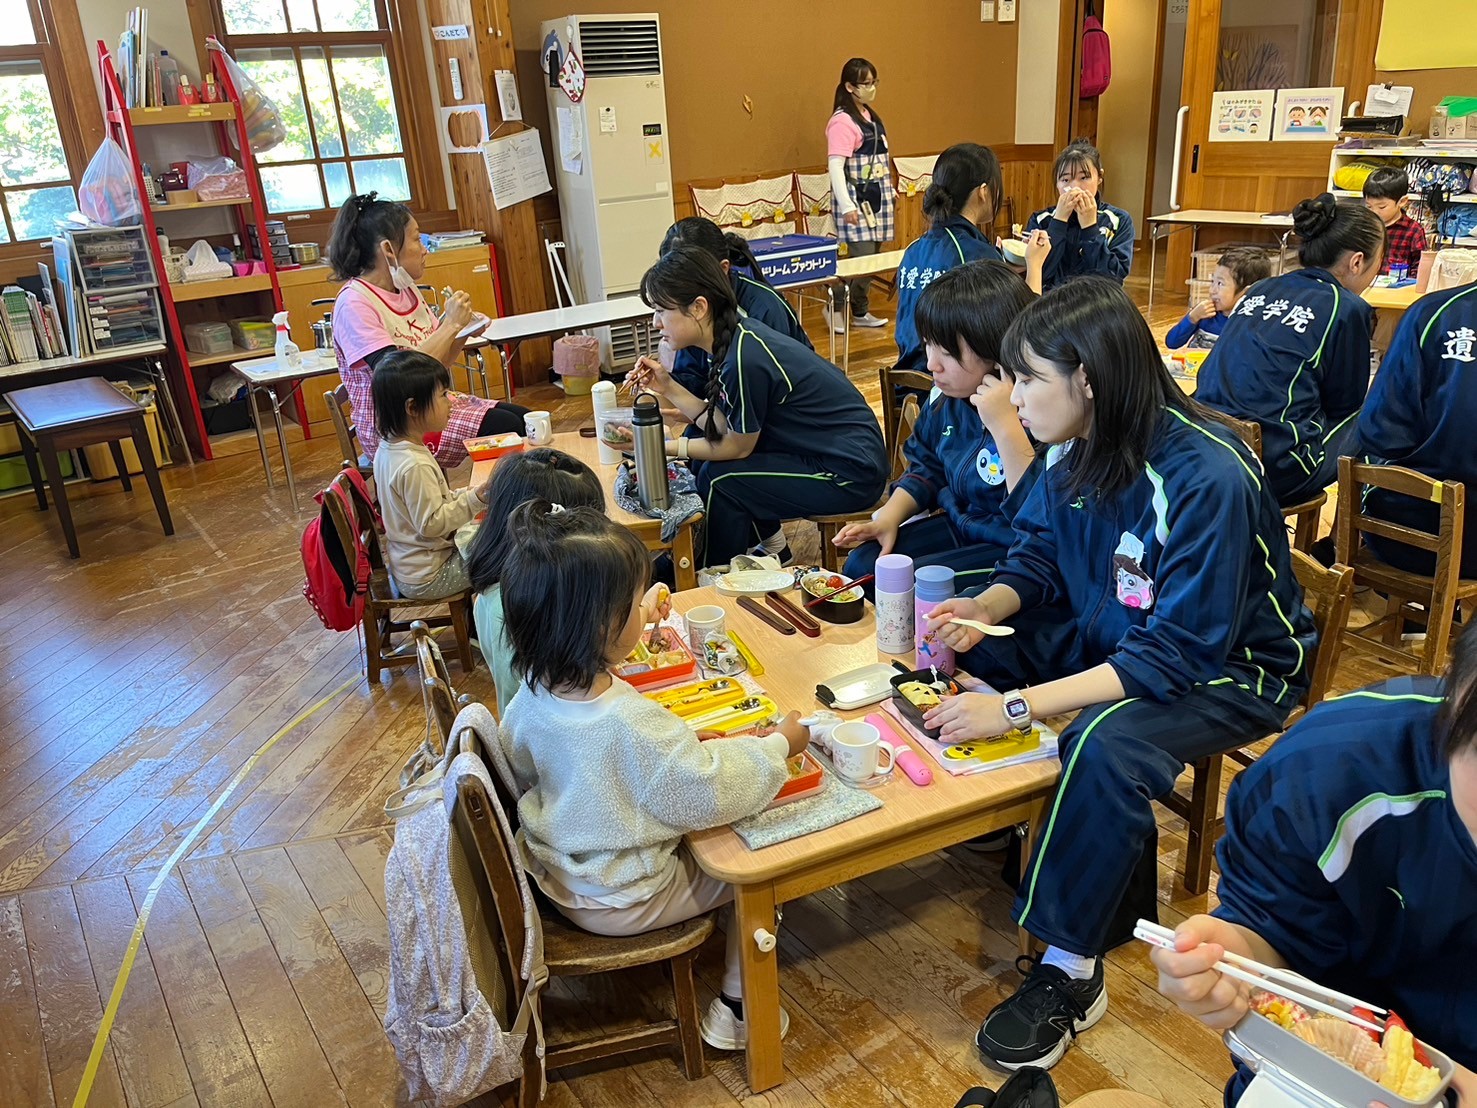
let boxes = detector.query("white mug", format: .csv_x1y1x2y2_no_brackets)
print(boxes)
828,721,895,785
684,604,726,655
524,410,553,445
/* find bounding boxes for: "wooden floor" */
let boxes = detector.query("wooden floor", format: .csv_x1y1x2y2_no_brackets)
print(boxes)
0,273,1408,1108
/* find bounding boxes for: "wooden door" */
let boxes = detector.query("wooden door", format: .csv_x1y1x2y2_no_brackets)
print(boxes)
1164,0,1382,285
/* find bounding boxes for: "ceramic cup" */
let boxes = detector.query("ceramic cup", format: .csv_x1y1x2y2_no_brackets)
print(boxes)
828,721,895,785
524,410,553,446
684,604,726,655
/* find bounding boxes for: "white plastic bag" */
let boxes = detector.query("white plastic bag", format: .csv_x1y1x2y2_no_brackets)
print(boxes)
78,138,143,227
206,38,286,154
186,156,249,201
183,239,231,283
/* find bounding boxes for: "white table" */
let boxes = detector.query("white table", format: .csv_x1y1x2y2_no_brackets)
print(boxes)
479,296,657,391
230,350,342,507
1145,209,1296,314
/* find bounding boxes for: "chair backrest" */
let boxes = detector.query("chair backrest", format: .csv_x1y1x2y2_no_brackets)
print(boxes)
1219,413,1264,460
451,771,528,1024
892,392,921,481
325,383,370,477
329,467,389,576
1288,548,1356,712
412,619,460,742
877,366,934,461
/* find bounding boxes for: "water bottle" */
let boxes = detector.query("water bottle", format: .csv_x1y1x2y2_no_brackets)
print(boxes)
874,553,914,655
914,565,956,675
590,380,621,465
631,392,670,511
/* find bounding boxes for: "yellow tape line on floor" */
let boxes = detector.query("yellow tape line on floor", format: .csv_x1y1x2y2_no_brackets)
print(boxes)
72,675,361,1108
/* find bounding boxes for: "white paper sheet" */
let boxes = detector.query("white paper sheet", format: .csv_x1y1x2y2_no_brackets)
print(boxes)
557,105,583,174
481,129,552,210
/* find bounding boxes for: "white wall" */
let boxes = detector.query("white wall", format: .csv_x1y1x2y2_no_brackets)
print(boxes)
1096,0,1161,230
1015,0,1062,145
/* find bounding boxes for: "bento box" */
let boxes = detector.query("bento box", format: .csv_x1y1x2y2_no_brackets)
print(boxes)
464,432,525,462
613,627,697,689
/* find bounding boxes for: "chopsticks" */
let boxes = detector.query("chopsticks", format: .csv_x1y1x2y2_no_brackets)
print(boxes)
737,595,795,635
1133,920,1385,1033
765,592,821,637
803,574,873,608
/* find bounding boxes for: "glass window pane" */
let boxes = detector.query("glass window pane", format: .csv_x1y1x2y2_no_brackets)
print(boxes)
0,207,12,243
317,0,380,32
323,162,352,209
260,163,325,212
0,60,71,186
10,184,75,239
350,158,408,202
237,49,314,164
1216,0,1342,91
0,0,37,45
330,47,402,156
301,48,344,158
221,0,287,35
285,0,317,33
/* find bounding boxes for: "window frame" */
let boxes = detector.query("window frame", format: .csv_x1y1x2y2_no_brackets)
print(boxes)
0,0,99,253
206,0,445,222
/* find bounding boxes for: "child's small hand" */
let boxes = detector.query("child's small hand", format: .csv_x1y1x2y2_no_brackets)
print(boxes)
970,369,1018,432
772,711,809,757
1188,299,1216,324
474,474,494,502
641,583,671,625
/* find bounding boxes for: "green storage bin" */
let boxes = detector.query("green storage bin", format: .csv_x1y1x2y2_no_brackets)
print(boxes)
0,450,74,492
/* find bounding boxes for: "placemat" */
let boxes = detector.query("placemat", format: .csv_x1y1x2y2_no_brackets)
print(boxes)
731,765,883,850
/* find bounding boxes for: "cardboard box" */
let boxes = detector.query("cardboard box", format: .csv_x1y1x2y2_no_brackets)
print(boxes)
750,234,839,287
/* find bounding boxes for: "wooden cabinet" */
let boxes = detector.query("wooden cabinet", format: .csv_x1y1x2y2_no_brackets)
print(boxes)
279,245,504,428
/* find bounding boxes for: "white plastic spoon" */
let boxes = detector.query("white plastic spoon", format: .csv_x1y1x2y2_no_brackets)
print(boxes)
949,618,1015,637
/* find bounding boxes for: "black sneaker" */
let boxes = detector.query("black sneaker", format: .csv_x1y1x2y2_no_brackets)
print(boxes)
745,543,793,566
975,956,1107,1071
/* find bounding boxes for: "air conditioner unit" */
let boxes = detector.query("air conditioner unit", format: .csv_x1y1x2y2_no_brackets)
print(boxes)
542,13,673,369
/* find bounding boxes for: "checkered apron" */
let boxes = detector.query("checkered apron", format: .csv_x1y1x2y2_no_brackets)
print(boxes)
837,111,894,245
333,280,496,470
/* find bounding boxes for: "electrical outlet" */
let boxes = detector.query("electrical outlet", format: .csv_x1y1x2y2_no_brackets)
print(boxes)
980,0,995,19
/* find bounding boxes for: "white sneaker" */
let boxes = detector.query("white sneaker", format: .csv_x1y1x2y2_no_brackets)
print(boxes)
822,304,847,335
853,313,888,328
700,997,791,1050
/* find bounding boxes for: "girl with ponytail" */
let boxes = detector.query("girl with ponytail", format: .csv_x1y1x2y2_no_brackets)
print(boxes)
893,142,1051,371
628,244,888,568
327,192,528,469
658,217,811,400
1197,192,1385,508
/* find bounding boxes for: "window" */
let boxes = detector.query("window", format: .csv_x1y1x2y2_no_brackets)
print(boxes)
219,0,412,215
0,0,80,243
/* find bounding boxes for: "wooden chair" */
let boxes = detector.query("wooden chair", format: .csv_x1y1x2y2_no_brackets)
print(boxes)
1335,457,1474,675
452,771,711,1104
810,390,922,571
320,470,475,681
1160,549,1356,894
324,383,372,481
1218,414,1328,554
878,366,935,463
411,619,476,742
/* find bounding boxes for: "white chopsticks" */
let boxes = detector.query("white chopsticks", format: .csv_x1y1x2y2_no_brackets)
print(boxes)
1134,920,1386,1034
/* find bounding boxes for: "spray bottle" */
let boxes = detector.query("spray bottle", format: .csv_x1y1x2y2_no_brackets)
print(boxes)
273,311,301,368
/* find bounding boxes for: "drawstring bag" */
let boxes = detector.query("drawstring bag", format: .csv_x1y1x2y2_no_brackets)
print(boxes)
954,1067,1060,1108
1079,2,1112,98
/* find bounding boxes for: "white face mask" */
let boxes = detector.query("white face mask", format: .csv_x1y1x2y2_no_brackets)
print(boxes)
386,248,416,291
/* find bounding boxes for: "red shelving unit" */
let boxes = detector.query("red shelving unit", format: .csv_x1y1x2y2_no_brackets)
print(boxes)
97,40,311,460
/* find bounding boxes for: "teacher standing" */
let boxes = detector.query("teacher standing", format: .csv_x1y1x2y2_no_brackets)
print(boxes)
826,57,893,335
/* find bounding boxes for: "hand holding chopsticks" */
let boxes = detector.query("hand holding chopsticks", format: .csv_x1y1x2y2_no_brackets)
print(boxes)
1136,918,1385,1034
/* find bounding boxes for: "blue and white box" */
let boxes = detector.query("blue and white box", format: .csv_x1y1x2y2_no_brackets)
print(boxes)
749,235,839,287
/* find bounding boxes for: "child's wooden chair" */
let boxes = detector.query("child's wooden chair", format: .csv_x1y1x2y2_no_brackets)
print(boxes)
323,383,373,482
1160,549,1356,894
1334,457,1474,675
1218,413,1327,553
411,619,475,743
809,387,924,571
452,771,711,1104
322,469,475,681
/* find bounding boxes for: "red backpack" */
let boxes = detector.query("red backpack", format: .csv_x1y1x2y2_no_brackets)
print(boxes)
1080,3,1111,98
303,468,380,632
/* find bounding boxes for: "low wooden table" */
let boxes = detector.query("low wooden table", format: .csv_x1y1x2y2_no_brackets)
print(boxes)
5,377,174,558
673,587,1062,1092
470,429,702,591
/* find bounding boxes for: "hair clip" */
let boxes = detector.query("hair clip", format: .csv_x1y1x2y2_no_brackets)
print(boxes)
354,191,380,211
548,503,565,514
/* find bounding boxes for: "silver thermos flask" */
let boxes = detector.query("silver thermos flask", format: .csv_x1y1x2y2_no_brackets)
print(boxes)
631,392,670,511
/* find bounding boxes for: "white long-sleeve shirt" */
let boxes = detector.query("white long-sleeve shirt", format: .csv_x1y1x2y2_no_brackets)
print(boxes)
498,678,790,905
372,437,482,589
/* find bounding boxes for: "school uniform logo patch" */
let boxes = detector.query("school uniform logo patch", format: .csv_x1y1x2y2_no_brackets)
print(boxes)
976,444,1005,485
1112,531,1155,611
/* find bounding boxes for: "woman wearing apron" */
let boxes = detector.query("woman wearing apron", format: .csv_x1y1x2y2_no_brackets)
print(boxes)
826,57,894,334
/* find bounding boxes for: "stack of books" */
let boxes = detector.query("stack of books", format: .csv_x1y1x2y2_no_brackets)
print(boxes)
423,230,486,252
0,279,67,366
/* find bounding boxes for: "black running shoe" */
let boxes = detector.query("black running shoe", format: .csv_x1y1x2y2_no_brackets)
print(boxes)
975,956,1107,1071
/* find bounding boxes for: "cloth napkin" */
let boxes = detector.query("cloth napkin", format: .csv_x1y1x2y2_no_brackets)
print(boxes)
613,459,703,543
731,765,883,850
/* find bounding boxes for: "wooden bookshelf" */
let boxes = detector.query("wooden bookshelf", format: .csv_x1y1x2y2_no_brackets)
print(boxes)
124,102,236,126
170,274,273,302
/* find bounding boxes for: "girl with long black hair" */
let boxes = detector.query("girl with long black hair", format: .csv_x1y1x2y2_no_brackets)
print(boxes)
920,278,1314,1075
626,245,887,568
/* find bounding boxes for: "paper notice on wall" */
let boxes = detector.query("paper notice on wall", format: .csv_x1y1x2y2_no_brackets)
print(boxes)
494,69,522,122
481,129,552,210
557,105,583,174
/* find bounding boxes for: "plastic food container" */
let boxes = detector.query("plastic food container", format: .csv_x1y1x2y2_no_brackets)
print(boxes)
596,407,636,453
889,666,963,739
230,318,276,350
1227,1011,1454,1108
646,677,749,718
798,570,866,624
182,321,233,355
700,733,826,809
464,432,525,462
613,627,697,689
